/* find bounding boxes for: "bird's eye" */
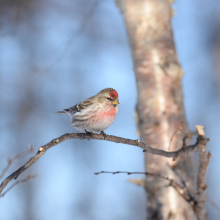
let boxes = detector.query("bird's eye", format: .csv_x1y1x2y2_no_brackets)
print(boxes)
107,97,113,101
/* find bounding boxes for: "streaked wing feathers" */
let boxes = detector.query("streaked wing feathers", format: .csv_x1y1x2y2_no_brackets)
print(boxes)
65,99,93,113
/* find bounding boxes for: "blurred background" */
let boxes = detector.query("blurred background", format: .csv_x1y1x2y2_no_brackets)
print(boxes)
0,0,220,219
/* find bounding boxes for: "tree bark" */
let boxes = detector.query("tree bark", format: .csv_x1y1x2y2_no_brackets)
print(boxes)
117,0,195,219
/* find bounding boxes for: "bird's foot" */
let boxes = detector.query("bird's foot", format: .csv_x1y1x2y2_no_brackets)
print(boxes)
100,131,107,139
85,130,94,140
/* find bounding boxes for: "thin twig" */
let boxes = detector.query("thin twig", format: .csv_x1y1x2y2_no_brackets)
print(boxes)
0,127,208,196
0,174,37,197
0,145,34,179
36,0,100,74
94,171,196,206
166,163,187,188
207,194,220,214
168,127,183,151
166,163,197,209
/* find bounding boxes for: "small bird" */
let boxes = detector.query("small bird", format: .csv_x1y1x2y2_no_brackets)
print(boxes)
56,88,119,135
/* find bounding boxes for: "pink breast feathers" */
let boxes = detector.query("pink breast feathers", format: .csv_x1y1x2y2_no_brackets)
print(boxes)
99,106,118,118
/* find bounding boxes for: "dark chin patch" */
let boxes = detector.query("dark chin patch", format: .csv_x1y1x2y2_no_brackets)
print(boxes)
109,90,118,98
112,104,117,107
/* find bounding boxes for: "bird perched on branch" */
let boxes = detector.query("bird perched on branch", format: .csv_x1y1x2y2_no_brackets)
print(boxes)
56,88,119,136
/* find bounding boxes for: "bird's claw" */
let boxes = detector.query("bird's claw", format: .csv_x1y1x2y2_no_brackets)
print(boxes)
100,131,107,139
85,130,94,140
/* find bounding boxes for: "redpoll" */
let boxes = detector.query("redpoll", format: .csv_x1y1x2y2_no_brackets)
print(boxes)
56,88,119,134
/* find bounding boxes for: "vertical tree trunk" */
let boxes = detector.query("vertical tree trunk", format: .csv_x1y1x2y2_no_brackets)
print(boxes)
117,0,195,219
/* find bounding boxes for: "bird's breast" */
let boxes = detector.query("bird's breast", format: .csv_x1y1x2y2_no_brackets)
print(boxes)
97,106,118,122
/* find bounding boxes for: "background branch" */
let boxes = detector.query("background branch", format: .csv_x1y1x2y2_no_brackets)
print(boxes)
0,145,34,179
95,171,196,208
0,175,37,198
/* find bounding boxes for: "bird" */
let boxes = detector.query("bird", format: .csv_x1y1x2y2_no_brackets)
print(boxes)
56,88,119,136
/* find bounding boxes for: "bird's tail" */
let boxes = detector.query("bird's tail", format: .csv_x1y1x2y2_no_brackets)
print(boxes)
55,111,67,114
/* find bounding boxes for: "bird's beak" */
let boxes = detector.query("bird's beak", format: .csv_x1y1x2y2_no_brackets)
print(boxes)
112,100,119,105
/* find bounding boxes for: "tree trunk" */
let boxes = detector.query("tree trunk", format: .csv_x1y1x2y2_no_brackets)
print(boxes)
117,0,195,219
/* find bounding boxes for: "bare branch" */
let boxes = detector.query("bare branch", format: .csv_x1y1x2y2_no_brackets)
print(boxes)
0,127,208,196
194,125,211,220
94,171,196,206
0,145,34,179
167,163,189,191
37,0,100,74
0,174,37,198
168,127,183,151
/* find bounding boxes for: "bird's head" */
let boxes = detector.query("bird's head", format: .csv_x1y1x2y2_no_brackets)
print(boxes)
98,88,119,107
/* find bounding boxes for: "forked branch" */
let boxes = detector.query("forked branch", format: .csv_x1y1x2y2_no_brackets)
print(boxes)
0,125,209,198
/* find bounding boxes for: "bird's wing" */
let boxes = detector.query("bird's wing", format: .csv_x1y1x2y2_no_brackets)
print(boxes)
64,99,93,113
